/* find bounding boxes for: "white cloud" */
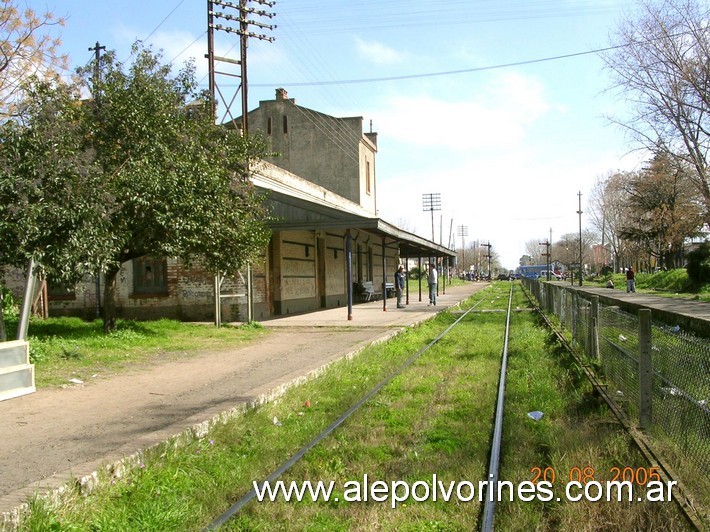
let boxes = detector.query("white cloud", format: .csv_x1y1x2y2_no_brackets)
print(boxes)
354,37,407,65
373,71,550,153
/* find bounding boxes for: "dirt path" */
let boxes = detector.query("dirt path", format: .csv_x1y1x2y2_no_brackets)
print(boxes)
0,282,485,518
0,325,396,513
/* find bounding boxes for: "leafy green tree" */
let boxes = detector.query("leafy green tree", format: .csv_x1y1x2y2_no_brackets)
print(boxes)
0,79,111,340
80,45,271,331
1,44,271,333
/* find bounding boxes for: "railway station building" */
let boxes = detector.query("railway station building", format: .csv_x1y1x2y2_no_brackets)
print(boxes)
5,89,454,322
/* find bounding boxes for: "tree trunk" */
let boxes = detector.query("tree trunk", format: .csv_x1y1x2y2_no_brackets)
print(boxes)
0,288,6,342
103,264,120,333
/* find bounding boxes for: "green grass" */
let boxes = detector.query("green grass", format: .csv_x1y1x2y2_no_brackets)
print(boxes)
3,316,267,388
17,283,690,530
587,269,710,300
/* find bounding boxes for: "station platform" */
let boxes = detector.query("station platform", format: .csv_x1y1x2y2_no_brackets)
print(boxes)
0,281,484,521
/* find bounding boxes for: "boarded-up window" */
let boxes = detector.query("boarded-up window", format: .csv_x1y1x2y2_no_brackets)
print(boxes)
133,256,168,295
47,280,76,300
267,116,272,135
283,115,288,134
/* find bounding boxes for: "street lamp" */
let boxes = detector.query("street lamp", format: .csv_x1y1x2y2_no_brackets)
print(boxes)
481,241,492,280
577,191,583,286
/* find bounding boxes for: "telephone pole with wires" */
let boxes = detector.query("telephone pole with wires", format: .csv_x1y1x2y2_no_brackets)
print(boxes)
88,41,106,319
206,1,275,326
206,0,276,130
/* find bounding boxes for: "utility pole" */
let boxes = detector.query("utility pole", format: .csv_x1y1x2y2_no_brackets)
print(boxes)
577,191,583,286
206,0,276,127
207,1,275,325
481,241,492,280
88,42,106,105
422,193,441,242
539,238,551,280
88,41,105,319
457,225,468,272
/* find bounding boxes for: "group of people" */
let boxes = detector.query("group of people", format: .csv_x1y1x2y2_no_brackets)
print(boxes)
394,262,438,309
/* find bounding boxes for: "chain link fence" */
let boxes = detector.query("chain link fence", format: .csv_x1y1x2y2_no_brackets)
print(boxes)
522,278,709,513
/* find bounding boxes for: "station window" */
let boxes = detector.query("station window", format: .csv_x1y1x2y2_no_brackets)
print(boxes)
133,256,168,295
366,161,371,195
267,116,272,135
283,115,288,134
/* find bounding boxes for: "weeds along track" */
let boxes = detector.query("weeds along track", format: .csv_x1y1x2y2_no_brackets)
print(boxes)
203,282,690,530
207,283,517,530
520,282,704,531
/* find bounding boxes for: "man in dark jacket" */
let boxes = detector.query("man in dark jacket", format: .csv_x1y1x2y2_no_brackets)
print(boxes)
395,265,406,308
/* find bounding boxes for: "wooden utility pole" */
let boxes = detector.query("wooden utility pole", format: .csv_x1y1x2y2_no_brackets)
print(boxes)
88,41,106,318
206,0,275,325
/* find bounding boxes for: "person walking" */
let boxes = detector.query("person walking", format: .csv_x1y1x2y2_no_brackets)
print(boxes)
626,266,636,293
428,261,438,306
395,265,406,308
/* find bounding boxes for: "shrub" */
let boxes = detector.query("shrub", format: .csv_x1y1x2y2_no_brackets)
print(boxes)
686,242,710,289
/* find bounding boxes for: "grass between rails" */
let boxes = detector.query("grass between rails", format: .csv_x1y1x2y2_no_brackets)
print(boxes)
497,309,689,530
20,284,689,530
4,317,267,388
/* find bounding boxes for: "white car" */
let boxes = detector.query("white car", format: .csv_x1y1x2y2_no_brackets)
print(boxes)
538,270,562,280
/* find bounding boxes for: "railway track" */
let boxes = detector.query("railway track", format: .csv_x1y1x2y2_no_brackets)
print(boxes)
207,283,516,530
206,282,694,530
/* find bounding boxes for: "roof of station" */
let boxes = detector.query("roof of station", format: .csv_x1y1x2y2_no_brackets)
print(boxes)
252,161,455,259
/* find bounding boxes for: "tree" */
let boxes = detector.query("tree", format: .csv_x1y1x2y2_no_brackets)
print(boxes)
553,231,597,275
0,1,67,119
82,45,272,331
524,239,545,264
589,171,632,271
1,44,272,333
620,153,704,268
0,78,111,340
603,0,710,223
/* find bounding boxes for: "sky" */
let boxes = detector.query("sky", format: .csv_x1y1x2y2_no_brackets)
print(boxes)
29,0,649,269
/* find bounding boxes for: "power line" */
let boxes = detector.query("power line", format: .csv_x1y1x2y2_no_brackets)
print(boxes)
248,44,625,88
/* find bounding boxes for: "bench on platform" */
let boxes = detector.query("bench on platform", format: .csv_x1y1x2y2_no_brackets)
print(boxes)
358,281,395,302
360,281,380,302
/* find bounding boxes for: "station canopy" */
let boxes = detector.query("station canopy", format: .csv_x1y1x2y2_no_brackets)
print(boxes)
251,162,455,260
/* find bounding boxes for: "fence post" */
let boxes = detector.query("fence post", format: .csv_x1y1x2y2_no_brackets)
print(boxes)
638,309,653,430
591,296,599,360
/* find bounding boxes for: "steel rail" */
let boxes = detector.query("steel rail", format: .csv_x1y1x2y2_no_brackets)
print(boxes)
481,282,514,532
206,294,488,530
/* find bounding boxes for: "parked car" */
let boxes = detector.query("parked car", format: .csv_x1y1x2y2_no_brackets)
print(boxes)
496,273,510,281
537,270,562,280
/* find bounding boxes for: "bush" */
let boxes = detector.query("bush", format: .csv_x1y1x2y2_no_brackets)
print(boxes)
408,266,423,280
686,242,710,289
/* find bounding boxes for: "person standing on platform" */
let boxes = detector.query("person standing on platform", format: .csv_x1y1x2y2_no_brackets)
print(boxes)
626,266,636,293
428,261,438,306
395,265,406,308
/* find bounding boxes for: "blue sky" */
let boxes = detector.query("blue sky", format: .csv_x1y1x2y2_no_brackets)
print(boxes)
33,0,646,269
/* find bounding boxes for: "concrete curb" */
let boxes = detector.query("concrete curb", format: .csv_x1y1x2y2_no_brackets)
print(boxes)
1,292,473,530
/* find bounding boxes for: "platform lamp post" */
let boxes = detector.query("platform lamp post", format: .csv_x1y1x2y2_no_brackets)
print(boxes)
539,239,550,280
481,241,492,280
457,225,468,273
577,191,583,286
